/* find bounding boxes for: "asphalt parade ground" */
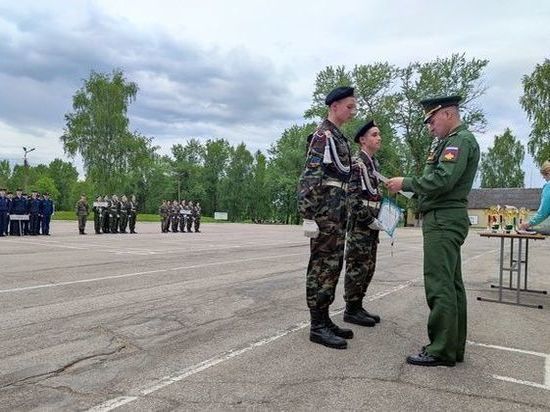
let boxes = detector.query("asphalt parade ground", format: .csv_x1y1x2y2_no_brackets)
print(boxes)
1,221,549,411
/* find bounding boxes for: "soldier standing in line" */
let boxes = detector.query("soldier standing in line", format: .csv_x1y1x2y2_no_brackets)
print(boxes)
0,188,9,237
159,200,170,233
5,191,13,235
41,192,54,235
169,200,178,232
93,196,104,234
343,120,385,328
75,194,89,235
109,194,120,233
28,191,41,235
387,95,480,367
186,201,194,233
22,192,30,235
10,189,26,236
129,195,138,234
180,199,187,233
119,195,129,233
193,202,202,232
297,86,357,349
102,195,111,233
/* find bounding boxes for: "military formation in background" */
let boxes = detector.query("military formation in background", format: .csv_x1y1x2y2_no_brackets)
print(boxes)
159,200,201,233
0,188,55,237
77,194,139,235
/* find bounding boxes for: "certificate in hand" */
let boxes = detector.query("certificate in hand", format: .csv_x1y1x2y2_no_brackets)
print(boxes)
377,197,402,237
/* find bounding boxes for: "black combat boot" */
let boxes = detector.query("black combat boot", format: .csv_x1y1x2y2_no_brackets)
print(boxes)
309,309,347,349
344,301,376,327
323,307,353,339
361,307,380,323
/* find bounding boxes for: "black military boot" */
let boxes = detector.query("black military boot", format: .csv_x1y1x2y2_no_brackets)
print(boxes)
309,309,347,349
344,301,376,327
323,307,353,339
361,307,380,323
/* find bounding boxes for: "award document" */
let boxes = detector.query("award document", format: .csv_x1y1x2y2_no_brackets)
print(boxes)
377,197,402,237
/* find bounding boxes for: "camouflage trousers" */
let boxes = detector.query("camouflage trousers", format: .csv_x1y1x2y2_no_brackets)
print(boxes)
344,213,379,302
306,187,347,309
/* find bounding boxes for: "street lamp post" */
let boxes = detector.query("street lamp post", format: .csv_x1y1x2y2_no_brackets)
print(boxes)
23,147,35,193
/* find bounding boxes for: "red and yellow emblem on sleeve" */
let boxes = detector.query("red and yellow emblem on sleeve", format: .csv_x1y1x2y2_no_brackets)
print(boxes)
442,146,459,162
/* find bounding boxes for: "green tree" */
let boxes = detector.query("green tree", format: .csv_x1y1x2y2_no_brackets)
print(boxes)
0,160,11,188
480,128,525,188
249,151,270,222
268,123,316,224
34,176,61,200
520,59,550,165
171,139,205,202
47,159,78,210
61,69,156,194
395,54,488,176
202,139,230,216
219,143,253,221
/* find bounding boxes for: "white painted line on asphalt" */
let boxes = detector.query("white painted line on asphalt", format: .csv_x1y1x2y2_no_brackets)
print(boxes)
468,340,550,390
0,253,305,294
492,375,550,391
86,280,413,412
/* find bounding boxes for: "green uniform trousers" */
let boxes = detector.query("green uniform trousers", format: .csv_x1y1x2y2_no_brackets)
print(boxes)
422,208,469,363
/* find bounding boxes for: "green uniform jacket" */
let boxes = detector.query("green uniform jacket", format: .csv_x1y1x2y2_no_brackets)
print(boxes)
402,124,480,213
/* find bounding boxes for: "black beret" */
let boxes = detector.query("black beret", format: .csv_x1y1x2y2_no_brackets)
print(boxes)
16,188,22,191
354,120,378,143
420,95,462,123
325,86,355,106
44,192,49,196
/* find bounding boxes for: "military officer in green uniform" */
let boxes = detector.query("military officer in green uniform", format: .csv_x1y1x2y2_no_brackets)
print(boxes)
297,86,357,350
387,95,480,367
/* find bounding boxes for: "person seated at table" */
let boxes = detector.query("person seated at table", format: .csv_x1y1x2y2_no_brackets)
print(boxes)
519,160,550,232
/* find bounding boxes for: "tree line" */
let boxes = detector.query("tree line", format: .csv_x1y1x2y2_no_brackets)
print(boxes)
1,56,548,222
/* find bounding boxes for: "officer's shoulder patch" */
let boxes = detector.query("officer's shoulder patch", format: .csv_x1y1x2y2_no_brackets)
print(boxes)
442,146,459,162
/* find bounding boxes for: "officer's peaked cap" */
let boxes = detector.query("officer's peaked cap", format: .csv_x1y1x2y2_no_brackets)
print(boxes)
420,95,462,123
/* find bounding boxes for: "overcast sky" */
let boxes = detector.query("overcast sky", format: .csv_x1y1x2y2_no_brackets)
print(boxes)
1,0,549,186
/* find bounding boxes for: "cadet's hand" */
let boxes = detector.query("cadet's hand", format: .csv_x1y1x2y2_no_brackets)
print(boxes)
368,218,386,232
386,177,404,194
302,219,320,238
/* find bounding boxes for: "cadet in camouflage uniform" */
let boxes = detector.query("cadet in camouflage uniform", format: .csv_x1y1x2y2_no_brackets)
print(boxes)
186,201,194,233
169,200,179,232
119,195,129,233
159,200,170,233
75,194,89,235
102,195,111,233
129,195,138,234
387,95,480,367
194,202,201,232
343,120,385,328
178,200,186,232
109,195,120,234
297,86,357,349
92,196,104,234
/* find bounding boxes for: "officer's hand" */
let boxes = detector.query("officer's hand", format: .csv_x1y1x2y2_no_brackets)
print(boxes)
368,218,386,232
302,219,320,238
386,177,404,194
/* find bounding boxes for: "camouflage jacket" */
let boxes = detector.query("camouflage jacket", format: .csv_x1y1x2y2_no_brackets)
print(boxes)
348,150,381,223
297,119,351,220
